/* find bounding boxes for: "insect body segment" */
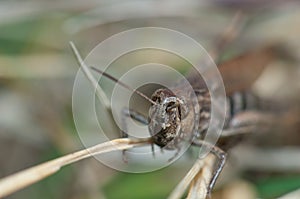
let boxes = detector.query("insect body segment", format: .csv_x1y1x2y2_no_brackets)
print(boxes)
148,89,189,149
90,45,278,195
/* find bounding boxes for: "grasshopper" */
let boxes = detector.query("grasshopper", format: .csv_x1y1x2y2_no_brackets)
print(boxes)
90,43,280,194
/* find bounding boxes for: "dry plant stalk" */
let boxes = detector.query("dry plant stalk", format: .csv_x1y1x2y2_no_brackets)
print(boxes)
210,10,245,61
168,154,216,199
186,154,216,199
69,41,111,110
0,14,264,198
0,138,151,198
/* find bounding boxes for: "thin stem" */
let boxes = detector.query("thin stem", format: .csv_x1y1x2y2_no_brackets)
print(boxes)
168,154,216,199
69,41,111,110
186,154,216,199
168,158,205,199
0,138,151,198
210,10,246,62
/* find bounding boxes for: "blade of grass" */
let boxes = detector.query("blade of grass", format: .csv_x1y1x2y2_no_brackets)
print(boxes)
0,138,151,198
186,154,216,199
69,41,111,111
168,154,216,199
167,157,205,199
211,10,246,62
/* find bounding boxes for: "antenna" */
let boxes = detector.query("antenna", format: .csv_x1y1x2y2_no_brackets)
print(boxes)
91,67,157,105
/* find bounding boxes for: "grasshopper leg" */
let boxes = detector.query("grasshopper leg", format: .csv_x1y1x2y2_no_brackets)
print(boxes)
121,108,149,162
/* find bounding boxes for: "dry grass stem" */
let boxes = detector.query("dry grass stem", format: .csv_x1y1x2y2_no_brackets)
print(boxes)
211,10,245,61
168,154,216,199
186,154,216,199
167,158,204,199
0,138,150,198
69,41,111,110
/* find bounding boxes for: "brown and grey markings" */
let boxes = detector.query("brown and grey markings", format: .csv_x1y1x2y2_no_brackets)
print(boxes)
90,44,280,194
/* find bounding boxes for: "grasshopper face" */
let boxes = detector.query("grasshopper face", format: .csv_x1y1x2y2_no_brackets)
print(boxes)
148,89,188,149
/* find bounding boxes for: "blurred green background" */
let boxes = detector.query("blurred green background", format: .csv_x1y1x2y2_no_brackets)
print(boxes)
1,1,300,199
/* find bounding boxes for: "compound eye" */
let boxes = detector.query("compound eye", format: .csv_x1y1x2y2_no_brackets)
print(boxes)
166,102,176,112
152,96,161,103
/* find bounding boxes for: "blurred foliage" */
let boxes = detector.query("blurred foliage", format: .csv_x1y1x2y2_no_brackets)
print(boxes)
23,148,74,199
254,174,300,198
103,171,173,199
0,1,300,199
0,20,38,54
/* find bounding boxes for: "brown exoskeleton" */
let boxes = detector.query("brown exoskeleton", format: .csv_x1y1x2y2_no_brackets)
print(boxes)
148,88,188,149
90,67,194,152
91,44,281,194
